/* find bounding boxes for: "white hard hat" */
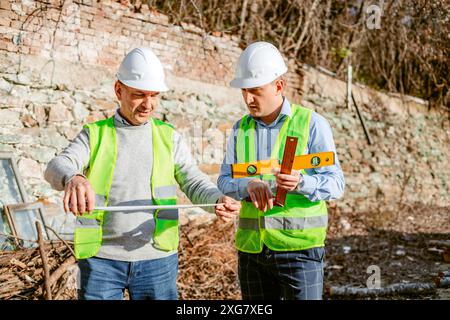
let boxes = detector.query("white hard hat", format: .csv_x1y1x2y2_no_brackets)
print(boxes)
230,41,288,89
117,47,169,92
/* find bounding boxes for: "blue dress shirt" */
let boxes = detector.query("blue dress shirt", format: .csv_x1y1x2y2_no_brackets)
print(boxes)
217,97,345,202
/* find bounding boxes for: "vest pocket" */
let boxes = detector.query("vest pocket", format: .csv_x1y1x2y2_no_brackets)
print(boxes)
74,226,102,259
153,209,179,251
235,228,264,253
74,215,103,259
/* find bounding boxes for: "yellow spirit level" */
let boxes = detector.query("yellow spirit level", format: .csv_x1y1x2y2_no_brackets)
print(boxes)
231,152,335,179
231,135,335,206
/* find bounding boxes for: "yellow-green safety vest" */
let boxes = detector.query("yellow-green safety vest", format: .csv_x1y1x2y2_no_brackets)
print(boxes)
73,116,179,259
235,104,328,253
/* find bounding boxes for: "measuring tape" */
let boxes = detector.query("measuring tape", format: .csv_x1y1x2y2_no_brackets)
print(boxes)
93,203,223,212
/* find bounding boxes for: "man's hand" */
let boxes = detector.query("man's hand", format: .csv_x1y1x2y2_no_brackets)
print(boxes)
63,175,95,216
215,195,241,223
273,168,302,192
247,179,274,212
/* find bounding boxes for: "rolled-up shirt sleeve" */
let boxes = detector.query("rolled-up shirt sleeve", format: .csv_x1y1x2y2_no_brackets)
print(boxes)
173,131,223,213
295,112,345,201
44,128,91,191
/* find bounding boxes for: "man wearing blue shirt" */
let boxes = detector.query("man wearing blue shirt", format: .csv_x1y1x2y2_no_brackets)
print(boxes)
218,42,345,300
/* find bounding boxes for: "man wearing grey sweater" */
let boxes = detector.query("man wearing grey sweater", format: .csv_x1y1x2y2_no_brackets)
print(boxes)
44,48,240,300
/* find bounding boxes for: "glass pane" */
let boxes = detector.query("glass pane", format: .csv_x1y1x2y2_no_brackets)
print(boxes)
0,159,23,204
13,209,40,248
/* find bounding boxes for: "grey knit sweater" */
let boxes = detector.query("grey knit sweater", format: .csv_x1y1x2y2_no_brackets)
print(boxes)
45,110,223,261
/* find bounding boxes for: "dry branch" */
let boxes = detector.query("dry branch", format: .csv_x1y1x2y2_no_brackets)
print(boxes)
36,221,52,300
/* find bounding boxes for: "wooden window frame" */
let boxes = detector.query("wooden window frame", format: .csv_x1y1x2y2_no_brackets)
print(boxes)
3,202,49,248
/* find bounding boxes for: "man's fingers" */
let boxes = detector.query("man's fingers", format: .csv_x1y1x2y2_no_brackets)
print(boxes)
277,180,297,187
249,191,259,210
257,188,268,212
254,188,263,211
86,188,95,214
77,186,86,215
69,190,78,216
277,181,298,191
216,210,236,223
63,188,70,213
265,188,274,210
216,210,235,218
248,180,276,211
224,203,241,211
219,215,231,223
277,173,299,182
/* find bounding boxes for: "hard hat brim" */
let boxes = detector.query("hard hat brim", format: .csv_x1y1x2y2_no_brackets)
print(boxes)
229,69,287,89
117,76,169,92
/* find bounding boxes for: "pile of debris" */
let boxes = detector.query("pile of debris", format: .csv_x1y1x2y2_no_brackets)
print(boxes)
1,206,447,300
0,241,76,300
0,217,240,300
178,218,240,300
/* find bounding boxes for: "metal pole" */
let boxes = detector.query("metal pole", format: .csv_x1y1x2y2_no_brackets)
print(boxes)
351,91,373,145
347,64,353,110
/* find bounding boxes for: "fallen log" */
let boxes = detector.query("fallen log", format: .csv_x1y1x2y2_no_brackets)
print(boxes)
427,240,450,249
327,283,436,297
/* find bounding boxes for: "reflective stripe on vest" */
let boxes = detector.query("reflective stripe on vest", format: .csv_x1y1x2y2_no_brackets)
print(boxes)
74,117,179,259
239,215,328,230
235,104,328,253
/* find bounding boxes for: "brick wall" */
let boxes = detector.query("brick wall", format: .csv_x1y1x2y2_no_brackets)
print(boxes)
0,0,448,228
0,0,303,100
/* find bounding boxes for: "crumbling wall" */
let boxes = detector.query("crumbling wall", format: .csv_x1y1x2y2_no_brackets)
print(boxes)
0,0,448,228
301,65,449,217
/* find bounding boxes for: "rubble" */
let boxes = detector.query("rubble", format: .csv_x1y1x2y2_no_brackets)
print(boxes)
0,241,76,300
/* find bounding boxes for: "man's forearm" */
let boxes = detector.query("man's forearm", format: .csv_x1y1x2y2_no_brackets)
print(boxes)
44,128,90,191
173,132,223,213
44,159,80,191
292,170,345,201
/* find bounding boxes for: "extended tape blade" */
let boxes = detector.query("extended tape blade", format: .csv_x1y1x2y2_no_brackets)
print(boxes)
94,203,222,212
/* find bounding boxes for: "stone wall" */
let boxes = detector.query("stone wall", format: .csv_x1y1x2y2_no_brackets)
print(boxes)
301,65,449,214
0,0,448,231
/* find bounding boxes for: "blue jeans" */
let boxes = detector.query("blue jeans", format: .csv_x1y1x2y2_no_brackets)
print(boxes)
78,253,178,300
238,245,325,300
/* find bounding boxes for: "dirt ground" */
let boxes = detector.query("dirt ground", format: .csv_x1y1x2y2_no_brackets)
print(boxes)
1,203,447,300
177,203,450,300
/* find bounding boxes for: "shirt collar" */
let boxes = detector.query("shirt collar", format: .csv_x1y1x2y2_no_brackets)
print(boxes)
250,96,292,127
114,109,149,127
